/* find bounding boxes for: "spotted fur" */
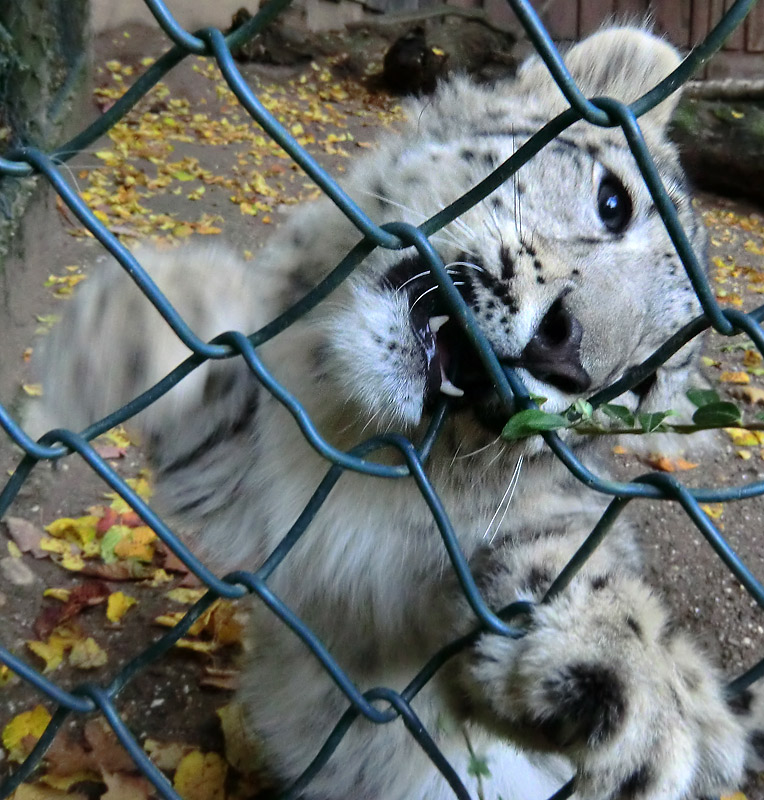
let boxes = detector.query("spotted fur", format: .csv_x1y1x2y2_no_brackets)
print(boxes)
28,27,764,800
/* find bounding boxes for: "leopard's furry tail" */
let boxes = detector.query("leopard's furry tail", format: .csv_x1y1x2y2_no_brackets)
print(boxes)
25,245,264,449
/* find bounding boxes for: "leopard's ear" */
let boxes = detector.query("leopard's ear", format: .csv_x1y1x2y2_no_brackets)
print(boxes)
517,26,683,131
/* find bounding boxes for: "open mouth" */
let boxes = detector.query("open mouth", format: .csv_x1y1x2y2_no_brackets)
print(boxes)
383,255,500,418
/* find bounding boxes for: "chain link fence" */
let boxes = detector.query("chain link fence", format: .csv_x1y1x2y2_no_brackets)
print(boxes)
0,0,763,798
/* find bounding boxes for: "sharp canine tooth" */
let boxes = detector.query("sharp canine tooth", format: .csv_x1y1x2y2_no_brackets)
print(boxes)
440,379,465,398
429,315,450,334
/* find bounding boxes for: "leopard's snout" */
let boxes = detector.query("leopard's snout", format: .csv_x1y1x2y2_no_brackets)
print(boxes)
517,297,591,394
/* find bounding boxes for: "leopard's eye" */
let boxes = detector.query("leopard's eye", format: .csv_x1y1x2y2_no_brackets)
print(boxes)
597,173,633,234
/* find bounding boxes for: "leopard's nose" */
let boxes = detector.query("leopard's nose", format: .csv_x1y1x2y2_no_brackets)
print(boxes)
520,297,591,394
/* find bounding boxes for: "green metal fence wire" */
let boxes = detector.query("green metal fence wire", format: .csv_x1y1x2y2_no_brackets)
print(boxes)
0,0,763,797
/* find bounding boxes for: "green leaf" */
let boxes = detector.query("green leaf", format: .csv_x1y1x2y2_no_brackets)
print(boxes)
692,402,742,427
637,411,674,433
501,410,568,441
100,525,130,564
600,404,635,427
171,170,195,181
686,388,721,408
529,394,548,406
748,368,764,377
570,398,594,420
467,754,491,779
720,340,753,352
757,412,764,422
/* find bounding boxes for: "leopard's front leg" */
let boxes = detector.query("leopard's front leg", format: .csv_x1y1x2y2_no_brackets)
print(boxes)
454,535,751,799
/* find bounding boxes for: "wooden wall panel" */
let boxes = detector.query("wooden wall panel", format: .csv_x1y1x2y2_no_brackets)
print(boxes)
580,0,614,35
544,1,580,40
475,0,763,73
653,0,692,46
744,0,764,52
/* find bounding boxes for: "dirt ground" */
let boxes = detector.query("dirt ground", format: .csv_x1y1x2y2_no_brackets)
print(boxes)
1,20,764,800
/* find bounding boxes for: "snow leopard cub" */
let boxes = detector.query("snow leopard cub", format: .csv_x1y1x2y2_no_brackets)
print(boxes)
31,26,764,800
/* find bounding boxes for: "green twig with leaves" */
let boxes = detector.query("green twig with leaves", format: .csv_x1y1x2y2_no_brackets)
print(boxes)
501,389,764,441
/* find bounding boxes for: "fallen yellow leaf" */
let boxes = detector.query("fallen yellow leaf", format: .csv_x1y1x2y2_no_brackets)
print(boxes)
68,637,108,670
719,371,750,384
112,526,157,562
173,751,227,800
2,705,52,763
106,591,137,623
11,783,87,800
216,704,264,775
700,503,724,520
166,588,207,604
39,770,100,791
725,428,764,447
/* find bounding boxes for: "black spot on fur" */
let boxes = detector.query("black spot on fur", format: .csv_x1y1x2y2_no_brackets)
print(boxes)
525,566,552,595
727,688,754,716
388,342,397,352
750,730,764,760
461,149,476,162
540,663,626,747
373,182,389,206
483,153,497,169
571,268,580,276
126,347,147,384
591,575,609,590
491,196,504,211
632,372,657,402
533,259,543,271
680,667,700,692
159,388,259,477
618,764,653,799
536,276,545,284
500,245,515,281
625,615,642,639
203,369,239,404
281,270,316,310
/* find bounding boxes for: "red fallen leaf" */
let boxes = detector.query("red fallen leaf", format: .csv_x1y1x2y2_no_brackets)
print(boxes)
119,511,145,528
3,517,48,558
45,719,136,777
96,507,120,535
156,541,190,575
93,444,126,460
34,581,111,639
